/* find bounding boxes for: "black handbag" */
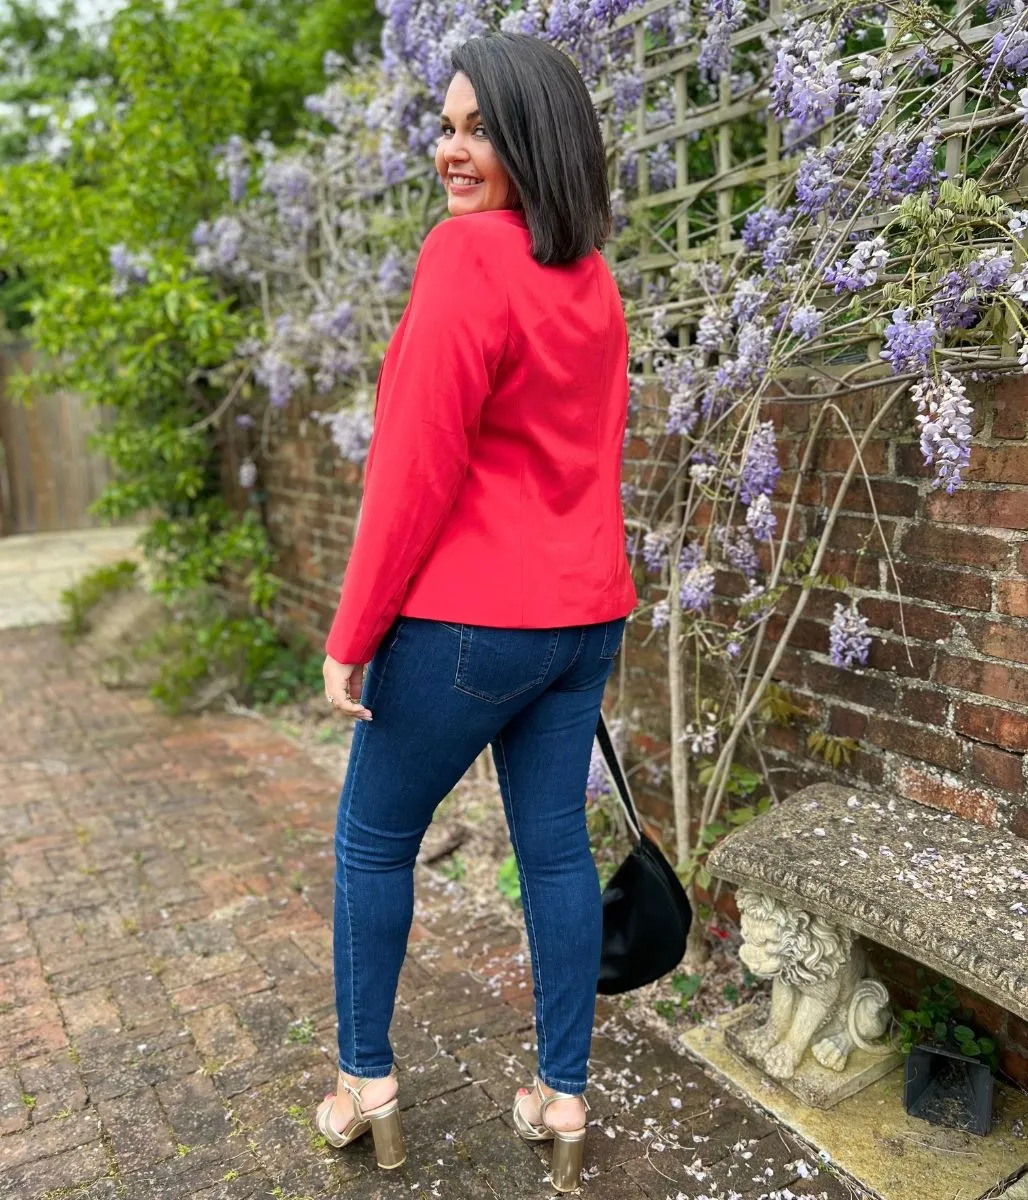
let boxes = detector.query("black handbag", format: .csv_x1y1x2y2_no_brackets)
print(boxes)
595,712,693,995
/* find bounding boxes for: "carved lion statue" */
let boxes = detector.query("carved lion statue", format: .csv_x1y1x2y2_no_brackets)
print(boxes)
735,886,894,1080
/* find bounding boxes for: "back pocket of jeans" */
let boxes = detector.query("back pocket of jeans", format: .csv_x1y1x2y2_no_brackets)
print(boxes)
454,625,559,704
599,617,627,660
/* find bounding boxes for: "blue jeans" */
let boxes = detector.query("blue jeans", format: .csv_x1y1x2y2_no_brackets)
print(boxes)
333,613,627,1094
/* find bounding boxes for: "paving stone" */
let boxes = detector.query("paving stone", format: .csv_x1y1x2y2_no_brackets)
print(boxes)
96,1086,177,1172
0,1067,29,1133
17,1049,89,1122
0,1138,111,1200
156,1073,234,1148
77,1026,201,1101
0,1107,101,1170
0,627,871,1200
185,1003,259,1069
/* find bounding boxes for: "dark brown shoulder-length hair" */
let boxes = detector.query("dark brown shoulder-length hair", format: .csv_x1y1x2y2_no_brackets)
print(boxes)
450,34,612,267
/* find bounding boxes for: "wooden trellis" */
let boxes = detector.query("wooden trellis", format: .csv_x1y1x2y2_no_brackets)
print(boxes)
590,0,1028,376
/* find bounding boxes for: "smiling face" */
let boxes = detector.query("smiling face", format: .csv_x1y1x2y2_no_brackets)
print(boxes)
435,72,515,217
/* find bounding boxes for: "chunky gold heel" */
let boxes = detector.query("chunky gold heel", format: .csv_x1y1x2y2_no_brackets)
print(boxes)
369,1101,406,1169
512,1079,589,1193
551,1129,587,1193
315,1065,405,1170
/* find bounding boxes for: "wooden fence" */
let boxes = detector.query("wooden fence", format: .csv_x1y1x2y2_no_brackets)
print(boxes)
0,343,113,536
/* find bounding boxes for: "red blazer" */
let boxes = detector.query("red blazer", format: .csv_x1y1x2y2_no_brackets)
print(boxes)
325,207,638,665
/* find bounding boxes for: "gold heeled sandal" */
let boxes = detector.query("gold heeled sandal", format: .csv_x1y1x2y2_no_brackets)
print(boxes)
513,1079,590,1193
315,1066,406,1169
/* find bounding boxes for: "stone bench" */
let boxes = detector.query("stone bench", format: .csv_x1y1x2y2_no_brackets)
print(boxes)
706,781,1027,1107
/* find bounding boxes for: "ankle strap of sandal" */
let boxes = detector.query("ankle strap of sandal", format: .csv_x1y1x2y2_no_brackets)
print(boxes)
342,1064,397,1114
535,1081,590,1118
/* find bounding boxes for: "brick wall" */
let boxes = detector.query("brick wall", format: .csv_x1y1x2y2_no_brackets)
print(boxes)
221,374,1028,1086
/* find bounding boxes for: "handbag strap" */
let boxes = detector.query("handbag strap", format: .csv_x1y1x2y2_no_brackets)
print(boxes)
595,711,642,842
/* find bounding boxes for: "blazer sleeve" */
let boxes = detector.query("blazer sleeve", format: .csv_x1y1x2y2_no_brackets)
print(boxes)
325,219,509,664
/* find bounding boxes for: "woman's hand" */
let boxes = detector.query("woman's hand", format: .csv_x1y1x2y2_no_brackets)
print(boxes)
323,655,373,721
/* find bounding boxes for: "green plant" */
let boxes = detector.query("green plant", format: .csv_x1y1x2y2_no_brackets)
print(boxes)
496,853,521,907
678,758,773,891
60,560,139,638
438,854,466,883
896,979,999,1070
285,1016,315,1045
807,731,860,769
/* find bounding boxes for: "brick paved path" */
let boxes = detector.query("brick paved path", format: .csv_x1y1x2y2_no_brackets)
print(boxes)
0,626,861,1200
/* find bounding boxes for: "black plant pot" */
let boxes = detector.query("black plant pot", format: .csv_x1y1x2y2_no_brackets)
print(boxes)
904,1043,994,1137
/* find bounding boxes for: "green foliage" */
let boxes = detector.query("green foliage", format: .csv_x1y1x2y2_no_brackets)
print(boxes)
896,978,999,1070
807,731,860,769
678,759,773,890
60,559,139,638
496,853,522,907
137,591,324,713
0,0,379,711
285,1016,315,1045
438,854,466,883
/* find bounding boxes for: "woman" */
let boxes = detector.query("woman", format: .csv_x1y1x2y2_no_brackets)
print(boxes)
315,32,637,1194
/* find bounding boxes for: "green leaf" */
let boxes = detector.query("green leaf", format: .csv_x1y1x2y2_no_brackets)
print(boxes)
696,865,712,890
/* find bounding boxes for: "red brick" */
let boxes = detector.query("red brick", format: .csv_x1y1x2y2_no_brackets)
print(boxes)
826,476,919,517
953,701,1028,751
815,438,889,474
966,444,1028,485
926,488,1028,530
859,597,957,643
993,388,1028,439
893,563,992,612
953,988,1008,1040
970,743,1024,792
997,579,1028,617
999,1048,1028,1090
964,619,1028,667
939,656,1028,706
895,443,936,480
1013,807,1028,840
1009,1012,1028,1052
805,662,899,710
900,687,949,725
866,717,964,771
828,708,868,739
900,525,1010,569
830,514,898,552
760,399,811,433
895,766,997,825
865,638,937,679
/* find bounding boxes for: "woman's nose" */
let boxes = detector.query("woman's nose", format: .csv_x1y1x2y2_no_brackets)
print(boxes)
443,136,470,162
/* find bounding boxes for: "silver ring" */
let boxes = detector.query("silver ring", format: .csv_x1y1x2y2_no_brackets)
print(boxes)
326,694,335,705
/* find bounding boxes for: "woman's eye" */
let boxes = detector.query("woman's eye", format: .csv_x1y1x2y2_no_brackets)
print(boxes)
473,125,488,138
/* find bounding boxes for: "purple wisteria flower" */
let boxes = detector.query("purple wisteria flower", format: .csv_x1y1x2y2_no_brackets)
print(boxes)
770,21,841,128
912,372,974,494
255,350,307,408
680,560,716,612
742,205,792,251
718,526,760,577
740,421,781,503
239,459,258,489
988,28,1028,78
932,250,1013,331
651,599,670,630
642,531,669,573
829,604,871,670
745,493,777,540
731,276,766,324
762,225,797,270
790,305,821,340
869,129,940,200
823,235,888,293
881,307,938,375
845,52,896,133
698,0,746,82
697,308,730,351
795,146,848,217
214,134,251,204
311,402,375,464
109,243,152,295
